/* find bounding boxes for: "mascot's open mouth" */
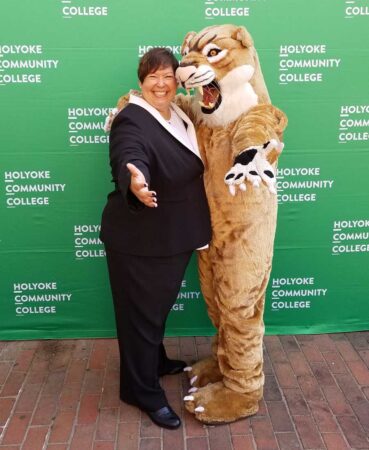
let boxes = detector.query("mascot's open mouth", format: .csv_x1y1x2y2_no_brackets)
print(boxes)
197,80,222,114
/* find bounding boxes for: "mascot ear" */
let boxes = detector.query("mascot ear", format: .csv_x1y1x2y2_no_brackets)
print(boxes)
233,26,254,49
181,31,196,56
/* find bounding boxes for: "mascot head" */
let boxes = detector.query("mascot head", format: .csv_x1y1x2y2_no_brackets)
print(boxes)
176,24,270,127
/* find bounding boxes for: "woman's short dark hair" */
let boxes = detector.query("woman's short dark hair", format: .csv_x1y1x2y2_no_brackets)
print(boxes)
138,48,179,83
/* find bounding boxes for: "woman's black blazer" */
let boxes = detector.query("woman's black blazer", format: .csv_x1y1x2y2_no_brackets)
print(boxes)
100,101,211,256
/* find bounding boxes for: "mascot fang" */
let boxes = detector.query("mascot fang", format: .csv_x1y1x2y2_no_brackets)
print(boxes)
105,24,287,424
175,24,287,424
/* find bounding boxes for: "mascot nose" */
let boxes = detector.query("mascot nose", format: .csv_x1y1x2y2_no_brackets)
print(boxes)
176,65,196,87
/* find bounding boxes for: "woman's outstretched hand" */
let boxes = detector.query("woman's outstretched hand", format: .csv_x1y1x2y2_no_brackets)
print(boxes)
126,163,157,208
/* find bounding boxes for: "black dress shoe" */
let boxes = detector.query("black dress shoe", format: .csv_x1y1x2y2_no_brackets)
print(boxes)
146,406,181,430
159,359,187,376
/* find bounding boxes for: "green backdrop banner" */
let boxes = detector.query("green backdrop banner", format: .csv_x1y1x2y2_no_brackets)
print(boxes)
1,0,369,340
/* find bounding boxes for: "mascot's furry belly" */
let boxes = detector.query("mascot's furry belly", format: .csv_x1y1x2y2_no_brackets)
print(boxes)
176,24,288,424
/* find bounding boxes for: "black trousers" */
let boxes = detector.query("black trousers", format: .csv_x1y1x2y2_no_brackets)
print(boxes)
105,248,192,411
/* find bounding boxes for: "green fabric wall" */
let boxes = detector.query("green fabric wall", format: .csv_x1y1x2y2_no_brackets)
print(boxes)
1,1,368,339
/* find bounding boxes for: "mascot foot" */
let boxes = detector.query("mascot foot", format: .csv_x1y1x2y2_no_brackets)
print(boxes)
184,357,222,389
184,381,261,424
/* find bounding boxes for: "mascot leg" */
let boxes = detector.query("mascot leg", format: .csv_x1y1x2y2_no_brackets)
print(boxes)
185,249,222,390
185,192,277,424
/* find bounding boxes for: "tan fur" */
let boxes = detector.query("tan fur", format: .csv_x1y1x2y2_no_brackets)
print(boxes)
189,356,222,387
116,93,130,111
176,24,287,423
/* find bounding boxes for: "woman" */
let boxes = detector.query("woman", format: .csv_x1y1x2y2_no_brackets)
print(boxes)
100,48,211,429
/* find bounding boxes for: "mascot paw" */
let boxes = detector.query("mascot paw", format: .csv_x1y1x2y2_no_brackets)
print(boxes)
225,140,284,195
185,357,222,388
184,381,261,424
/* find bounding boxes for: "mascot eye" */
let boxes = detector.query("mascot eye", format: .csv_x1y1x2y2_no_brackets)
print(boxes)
203,44,227,62
208,48,221,57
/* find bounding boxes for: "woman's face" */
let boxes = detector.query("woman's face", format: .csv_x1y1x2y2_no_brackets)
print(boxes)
139,66,177,114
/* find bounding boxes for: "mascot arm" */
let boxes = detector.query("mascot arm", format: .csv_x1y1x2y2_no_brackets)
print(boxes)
104,90,140,133
225,104,288,195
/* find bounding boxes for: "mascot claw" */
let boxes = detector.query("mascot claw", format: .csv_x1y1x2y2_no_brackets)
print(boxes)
228,184,236,196
224,140,284,195
183,366,192,372
188,387,198,393
190,375,198,385
184,395,204,414
269,139,284,155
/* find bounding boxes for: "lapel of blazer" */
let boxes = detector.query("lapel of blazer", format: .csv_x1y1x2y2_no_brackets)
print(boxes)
129,94,202,161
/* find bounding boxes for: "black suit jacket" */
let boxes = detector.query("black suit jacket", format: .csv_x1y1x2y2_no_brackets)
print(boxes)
100,100,211,256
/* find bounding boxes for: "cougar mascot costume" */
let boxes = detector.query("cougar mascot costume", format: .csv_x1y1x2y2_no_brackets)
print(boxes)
107,24,287,424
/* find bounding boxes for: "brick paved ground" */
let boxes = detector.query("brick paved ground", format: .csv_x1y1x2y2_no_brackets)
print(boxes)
0,332,369,449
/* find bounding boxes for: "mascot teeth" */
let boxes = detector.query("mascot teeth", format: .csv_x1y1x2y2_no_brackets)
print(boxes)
196,80,221,112
199,100,215,110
